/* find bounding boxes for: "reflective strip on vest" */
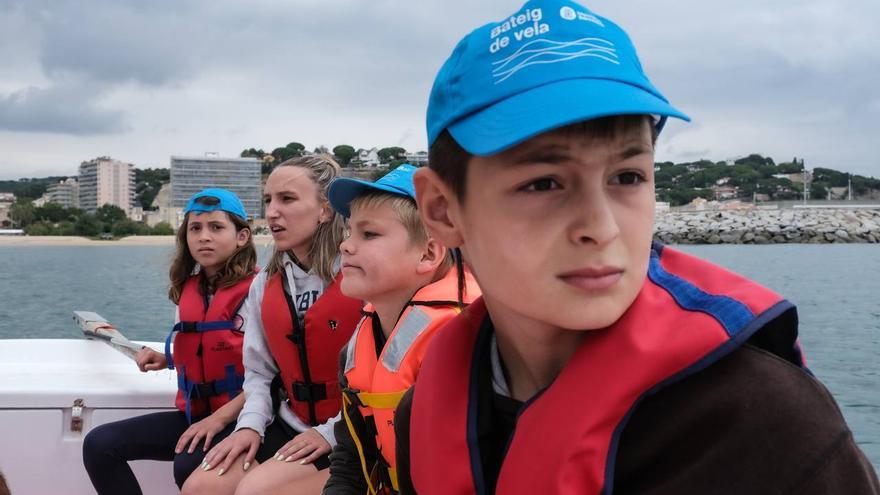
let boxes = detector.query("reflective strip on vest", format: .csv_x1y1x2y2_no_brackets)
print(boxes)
381,307,431,372
344,320,365,374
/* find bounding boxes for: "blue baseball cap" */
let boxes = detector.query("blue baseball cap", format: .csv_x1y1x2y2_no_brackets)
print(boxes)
184,188,248,221
426,0,690,156
328,164,418,218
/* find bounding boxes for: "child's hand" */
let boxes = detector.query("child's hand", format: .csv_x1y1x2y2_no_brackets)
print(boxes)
272,428,331,465
201,428,261,475
135,348,167,372
175,413,228,454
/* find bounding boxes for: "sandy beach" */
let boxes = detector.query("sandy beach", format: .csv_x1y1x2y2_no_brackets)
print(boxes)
0,234,276,247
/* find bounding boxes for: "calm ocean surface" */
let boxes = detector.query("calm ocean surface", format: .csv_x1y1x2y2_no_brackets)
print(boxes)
0,243,878,469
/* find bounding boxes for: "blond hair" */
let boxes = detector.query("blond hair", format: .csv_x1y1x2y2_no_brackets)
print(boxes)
266,154,345,283
350,191,454,273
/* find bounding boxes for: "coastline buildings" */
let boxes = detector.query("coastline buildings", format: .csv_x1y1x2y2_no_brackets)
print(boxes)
170,156,261,225
78,157,135,215
46,178,80,208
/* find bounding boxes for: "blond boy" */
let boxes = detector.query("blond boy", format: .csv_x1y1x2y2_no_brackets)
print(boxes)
323,164,480,494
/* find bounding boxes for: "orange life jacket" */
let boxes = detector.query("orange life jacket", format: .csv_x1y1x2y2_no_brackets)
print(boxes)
165,273,255,423
261,272,363,426
409,244,805,494
341,268,481,493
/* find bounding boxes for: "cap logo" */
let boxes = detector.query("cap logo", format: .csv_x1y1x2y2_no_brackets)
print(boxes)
489,7,548,54
560,6,605,27
492,36,619,84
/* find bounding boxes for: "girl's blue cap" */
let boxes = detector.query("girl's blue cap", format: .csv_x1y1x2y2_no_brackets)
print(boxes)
426,0,690,156
328,164,418,218
184,188,248,221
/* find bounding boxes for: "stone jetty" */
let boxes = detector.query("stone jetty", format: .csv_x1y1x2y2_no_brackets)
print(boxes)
654,208,880,244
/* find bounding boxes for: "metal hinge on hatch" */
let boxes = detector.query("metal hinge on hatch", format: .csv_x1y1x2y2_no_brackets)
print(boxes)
71,398,85,432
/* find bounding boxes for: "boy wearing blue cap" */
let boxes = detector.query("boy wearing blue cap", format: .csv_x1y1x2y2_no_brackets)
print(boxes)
321,165,480,494
395,1,879,494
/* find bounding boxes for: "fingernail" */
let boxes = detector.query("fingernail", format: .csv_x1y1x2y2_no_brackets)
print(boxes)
284,455,293,462
243,462,251,471
217,468,225,477
203,463,211,471
274,453,282,461
299,459,306,465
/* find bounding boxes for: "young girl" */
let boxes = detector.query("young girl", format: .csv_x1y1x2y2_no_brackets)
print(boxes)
182,155,363,495
82,188,258,494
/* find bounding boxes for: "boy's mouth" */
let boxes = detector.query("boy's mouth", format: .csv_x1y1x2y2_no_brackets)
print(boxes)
558,266,624,291
269,225,286,234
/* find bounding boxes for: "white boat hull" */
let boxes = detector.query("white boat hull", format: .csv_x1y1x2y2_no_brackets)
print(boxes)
0,339,179,494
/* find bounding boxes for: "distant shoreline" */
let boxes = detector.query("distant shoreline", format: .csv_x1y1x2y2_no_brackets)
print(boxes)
0,234,276,247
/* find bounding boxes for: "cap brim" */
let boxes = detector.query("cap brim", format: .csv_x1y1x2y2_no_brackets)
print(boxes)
328,178,412,218
448,78,690,156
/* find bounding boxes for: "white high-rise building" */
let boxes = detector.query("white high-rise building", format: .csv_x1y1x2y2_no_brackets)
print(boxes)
170,156,261,221
78,157,136,214
46,178,80,208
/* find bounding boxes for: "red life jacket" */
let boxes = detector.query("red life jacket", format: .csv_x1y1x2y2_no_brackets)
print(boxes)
261,271,363,426
410,244,805,495
165,272,256,423
341,268,481,492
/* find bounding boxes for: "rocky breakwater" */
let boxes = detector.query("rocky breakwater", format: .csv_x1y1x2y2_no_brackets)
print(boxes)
654,209,880,244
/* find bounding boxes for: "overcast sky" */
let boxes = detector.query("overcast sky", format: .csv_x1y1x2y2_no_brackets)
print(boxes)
1,0,878,180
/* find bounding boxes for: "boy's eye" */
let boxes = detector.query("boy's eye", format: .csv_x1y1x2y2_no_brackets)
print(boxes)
363,231,379,239
610,171,646,186
522,177,561,192
211,224,224,231
189,224,200,231
263,197,271,204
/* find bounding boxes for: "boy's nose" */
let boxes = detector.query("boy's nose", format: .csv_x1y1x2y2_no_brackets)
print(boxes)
568,194,620,246
340,237,354,254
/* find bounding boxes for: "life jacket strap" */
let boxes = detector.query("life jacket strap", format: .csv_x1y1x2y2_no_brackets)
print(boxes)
291,381,327,402
164,319,238,370
177,364,244,424
342,392,380,495
354,390,406,410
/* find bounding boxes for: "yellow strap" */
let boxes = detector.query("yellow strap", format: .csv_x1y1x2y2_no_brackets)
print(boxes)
342,393,379,495
356,390,406,410
388,466,399,491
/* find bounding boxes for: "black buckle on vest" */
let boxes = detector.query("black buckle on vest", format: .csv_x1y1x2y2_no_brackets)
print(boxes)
178,321,199,333
192,381,218,398
285,329,305,347
292,382,327,402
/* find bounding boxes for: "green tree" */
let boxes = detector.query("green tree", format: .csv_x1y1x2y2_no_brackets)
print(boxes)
134,168,170,210
24,220,54,236
111,219,139,237
95,204,128,229
8,199,35,227
332,145,357,166
34,202,71,223
74,215,103,237
151,222,175,235
377,147,406,164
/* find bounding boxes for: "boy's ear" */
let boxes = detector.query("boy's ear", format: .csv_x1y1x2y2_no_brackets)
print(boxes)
414,168,464,248
416,239,447,275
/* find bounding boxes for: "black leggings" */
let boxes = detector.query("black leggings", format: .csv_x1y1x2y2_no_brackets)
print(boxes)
82,410,235,494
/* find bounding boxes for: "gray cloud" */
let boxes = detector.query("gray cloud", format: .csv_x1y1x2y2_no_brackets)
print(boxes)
0,82,127,134
1,0,878,176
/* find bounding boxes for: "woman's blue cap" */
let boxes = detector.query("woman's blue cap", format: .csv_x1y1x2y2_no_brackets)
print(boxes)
328,164,418,218
426,0,690,156
184,188,248,221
